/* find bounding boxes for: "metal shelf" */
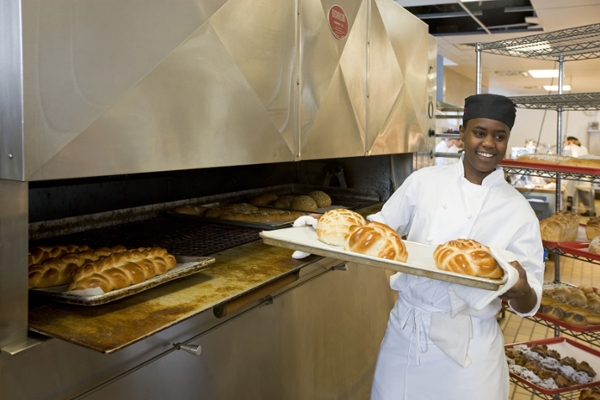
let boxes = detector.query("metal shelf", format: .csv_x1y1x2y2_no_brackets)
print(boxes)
546,247,600,266
479,23,600,61
501,166,600,183
510,377,583,400
509,93,600,111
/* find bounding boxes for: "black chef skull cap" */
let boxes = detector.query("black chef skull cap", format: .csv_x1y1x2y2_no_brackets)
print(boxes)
462,93,516,129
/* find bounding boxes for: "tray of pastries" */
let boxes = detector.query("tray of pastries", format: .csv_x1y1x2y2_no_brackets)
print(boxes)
28,244,214,306
260,209,508,291
537,284,600,332
505,337,600,395
502,154,600,175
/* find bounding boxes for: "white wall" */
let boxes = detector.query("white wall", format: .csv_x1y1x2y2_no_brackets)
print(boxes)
509,108,599,155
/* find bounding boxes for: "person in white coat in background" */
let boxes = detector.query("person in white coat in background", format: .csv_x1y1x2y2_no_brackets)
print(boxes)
369,94,544,400
564,136,595,216
435,137,462,166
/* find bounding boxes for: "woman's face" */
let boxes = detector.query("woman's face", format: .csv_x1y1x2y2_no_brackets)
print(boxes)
459,118,510,184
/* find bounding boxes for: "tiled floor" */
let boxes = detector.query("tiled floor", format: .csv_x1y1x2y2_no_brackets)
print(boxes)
502,200,599,400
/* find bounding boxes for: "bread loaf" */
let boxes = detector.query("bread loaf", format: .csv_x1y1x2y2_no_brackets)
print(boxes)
174,205,207,216
539,211,580,242
590,236,600,255
316,209,366,246
218,210,304,223
560,156,600,168
586,217,600,240
433,238,504,279
308,191,332,208
344,221,408,262
66,247,177,293
28,245,128,288
28,244,91,265
290,195,318,212
273,195,296,209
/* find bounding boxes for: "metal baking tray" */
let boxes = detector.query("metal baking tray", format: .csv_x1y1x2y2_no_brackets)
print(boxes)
166,207,297,230
29,255,215,306
260,226,507,290
506,337,600,395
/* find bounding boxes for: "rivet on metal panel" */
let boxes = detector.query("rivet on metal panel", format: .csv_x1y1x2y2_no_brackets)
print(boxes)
8,154,13,159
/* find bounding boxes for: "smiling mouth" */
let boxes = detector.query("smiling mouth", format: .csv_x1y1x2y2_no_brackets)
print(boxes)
477,151,495,158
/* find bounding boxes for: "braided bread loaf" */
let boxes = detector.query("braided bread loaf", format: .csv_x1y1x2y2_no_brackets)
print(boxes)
28,245,128,288
316,209,366,246
433,239,504,279
66,247,177,293
28,244,92,265
344,221,408,262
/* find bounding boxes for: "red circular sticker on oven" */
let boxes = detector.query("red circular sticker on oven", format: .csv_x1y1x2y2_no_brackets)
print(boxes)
328,5,349,40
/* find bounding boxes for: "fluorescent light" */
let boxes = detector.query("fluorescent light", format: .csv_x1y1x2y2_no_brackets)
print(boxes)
529,69,559,78
543,85,571,92
443,57,458,66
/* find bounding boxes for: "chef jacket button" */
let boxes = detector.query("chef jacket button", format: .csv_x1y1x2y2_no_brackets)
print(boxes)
467,214,472,219
426,237,433,243
442,203,447,209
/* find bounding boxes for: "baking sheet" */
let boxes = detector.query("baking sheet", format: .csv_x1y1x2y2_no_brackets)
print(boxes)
167,210,294,230
260,226,507,290
29,255,215,306
506,337,600,395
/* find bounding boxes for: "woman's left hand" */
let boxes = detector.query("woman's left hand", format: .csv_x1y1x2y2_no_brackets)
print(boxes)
498,261,538,313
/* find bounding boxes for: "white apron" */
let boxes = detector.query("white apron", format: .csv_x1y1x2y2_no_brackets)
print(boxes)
369,160,544,400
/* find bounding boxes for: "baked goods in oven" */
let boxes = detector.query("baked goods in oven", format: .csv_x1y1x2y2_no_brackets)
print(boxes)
586,217,600,240
590,236,600,255
308,191,332,208
316,209,366,246
290,195,318,212
66,247,177,293
539,211,580,242
273,195,296,209
219,209,304,223
433,238,503,279
345,221,408,262
28,244,92,265
174,205,207,216
248,194,278,206
28,245,127,288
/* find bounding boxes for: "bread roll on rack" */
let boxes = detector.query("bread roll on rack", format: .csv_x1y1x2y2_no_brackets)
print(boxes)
66,247,177,293
586,217,600,241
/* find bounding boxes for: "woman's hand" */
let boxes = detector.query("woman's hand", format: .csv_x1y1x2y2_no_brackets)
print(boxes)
498,261,538,314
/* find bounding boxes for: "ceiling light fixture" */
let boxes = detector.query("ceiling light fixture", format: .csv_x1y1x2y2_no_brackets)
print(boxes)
543,85,571,92
529,70,559,78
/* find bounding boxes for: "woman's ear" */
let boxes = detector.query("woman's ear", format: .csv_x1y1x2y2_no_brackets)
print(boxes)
458,124,465,142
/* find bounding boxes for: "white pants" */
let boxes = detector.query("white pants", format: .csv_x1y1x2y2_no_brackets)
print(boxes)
371,297,508,400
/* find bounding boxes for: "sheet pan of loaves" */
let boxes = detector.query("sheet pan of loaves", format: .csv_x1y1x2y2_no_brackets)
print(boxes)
28,244,215,306
540,213,600,259
260,209,507,291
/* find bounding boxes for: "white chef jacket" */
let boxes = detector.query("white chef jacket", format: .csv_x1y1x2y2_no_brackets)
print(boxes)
369,159,544,400
435,140,460,166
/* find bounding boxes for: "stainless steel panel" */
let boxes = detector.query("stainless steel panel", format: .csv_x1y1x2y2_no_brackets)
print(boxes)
0,181,28,348
22,0,297,180
0,0,24,181
367,0,430,156
299,0,368,160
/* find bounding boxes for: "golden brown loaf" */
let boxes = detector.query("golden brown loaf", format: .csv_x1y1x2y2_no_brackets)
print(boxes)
273,195,296,209
586,217,600,240
344,221,408,262
290,195,318,212
174,205,207,216
433,238,504,279
308,191,332,208
590,236,600,255
28,245,127,288
560,156,600,168
28,244,92,265
66,247,177,293
539,211,580,242
316,209,366,246
218,210,304,223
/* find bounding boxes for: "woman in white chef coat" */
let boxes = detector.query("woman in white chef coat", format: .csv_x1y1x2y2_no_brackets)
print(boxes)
369,94,544,400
